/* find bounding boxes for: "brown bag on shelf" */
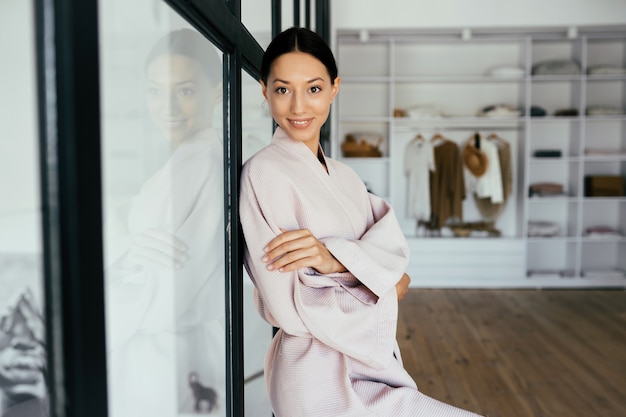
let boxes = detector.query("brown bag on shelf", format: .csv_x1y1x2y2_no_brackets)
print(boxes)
341,133,383,157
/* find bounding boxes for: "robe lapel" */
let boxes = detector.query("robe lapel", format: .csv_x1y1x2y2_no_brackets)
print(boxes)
272,128,365,235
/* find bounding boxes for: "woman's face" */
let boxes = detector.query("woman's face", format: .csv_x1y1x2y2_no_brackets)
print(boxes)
261,51,340,154
146,54,218,144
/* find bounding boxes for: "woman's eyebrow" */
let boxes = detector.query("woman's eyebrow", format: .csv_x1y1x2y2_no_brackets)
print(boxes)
271,77,324,84
147,79,197,86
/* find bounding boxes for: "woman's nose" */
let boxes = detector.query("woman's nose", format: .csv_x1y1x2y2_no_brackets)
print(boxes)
290,91,305,114
159,90,180,115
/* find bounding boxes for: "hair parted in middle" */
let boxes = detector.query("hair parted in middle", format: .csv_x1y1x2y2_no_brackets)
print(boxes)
260,27,338,85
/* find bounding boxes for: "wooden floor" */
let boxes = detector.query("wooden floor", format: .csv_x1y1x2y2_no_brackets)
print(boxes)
397,289,626,417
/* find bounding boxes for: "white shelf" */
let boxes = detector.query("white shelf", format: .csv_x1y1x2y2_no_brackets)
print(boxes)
393,75,527,83
334,27,626,288
393,116,524,129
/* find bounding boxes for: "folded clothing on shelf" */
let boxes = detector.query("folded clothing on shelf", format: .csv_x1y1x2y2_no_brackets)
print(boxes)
530,105,547,117
587,64,626,75
528,220,562,237
527,269,575,278
486,66,525,78
584,175,624,197
582,269,626,279
403,104,444,119
529,182,565,197
554,108,579,117
584,225,624,239
534,149,562,158
585,148,626,156
586,105,624,116
532,59,581,75
478,104,521,117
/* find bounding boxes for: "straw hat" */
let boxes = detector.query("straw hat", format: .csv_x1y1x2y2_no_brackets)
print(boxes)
463,142,489,177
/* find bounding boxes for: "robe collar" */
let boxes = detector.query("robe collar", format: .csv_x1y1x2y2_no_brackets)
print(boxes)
169,127,222,162
271,127,330,176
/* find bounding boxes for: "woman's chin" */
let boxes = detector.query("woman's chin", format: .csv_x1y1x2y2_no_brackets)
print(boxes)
157,126,187,143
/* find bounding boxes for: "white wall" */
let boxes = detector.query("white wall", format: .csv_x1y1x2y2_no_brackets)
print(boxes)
0,0,41,253
331,0,626,30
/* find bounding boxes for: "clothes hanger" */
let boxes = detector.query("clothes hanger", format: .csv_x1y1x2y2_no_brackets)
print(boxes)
487,133,508,145
412,133,425,143
430,133,446,144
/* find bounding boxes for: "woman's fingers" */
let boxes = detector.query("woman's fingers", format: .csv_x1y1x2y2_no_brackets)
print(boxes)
266,245,322,272
262,228,341,273
264,229,311,253
123,228,188,270
263,239,317,270
396,273,411,301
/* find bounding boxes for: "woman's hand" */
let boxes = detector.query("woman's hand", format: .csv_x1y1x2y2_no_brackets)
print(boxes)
396,273,411,301
262,228,346,274
120,228,188,270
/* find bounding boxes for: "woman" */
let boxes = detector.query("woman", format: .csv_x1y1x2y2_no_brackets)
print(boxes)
240,27,482,416
104,28,225,416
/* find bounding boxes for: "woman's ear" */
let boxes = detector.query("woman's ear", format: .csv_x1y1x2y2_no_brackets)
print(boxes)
330,76,341,102
212,81,223,105
260,79,268,101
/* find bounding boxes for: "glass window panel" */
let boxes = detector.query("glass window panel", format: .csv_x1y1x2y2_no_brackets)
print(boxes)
0,1,48,415
242,71,273,416
99,2,226,415
242,0,272,49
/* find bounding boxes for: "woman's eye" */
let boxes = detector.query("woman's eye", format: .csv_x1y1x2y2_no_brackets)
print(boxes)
178,88,195,96
275,87,288,95
146,87,160,96
310,86,322,93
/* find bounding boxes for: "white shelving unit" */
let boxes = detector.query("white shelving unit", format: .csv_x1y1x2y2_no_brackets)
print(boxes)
332,26,626,288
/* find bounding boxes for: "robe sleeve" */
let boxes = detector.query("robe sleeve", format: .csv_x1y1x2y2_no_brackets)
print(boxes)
239,162,310,337
105,139,224,350
320,193,409,298
240,163,407,369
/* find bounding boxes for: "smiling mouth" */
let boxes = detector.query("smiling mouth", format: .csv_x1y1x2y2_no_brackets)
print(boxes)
289,119,312,128
162,120,186,128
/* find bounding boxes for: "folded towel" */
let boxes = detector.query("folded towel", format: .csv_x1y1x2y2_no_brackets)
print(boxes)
532,60,581,75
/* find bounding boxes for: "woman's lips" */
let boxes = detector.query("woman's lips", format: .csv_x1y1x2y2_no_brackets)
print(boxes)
288,118,312,129
162,119,186,128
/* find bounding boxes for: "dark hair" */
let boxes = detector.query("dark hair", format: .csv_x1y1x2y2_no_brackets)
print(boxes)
260,27,338,85
145,28,221,85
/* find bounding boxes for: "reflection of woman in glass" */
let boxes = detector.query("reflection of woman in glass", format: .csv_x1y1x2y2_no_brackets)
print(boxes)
104,29,225,416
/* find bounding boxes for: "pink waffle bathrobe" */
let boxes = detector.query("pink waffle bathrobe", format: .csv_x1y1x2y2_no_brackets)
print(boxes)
240,127,482,417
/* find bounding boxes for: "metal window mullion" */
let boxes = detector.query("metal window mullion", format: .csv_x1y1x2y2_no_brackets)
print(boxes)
294,0,300,27
315,0,331,153
315,0,329,44
272,0,281,38
35,0,108,417
223,49,245,417
305,0,311,28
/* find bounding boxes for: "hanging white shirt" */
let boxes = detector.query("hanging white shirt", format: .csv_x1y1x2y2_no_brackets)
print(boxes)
404,138,436,221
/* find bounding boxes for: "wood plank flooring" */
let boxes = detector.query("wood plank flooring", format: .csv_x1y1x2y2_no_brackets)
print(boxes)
397,289,626,417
